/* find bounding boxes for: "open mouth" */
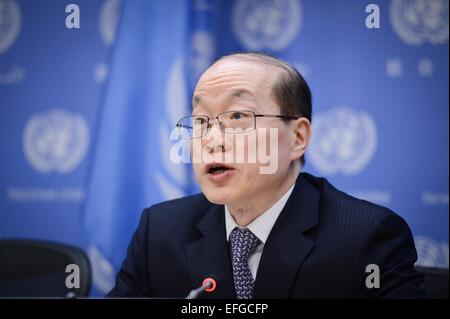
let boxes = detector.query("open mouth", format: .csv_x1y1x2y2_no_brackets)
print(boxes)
206,163,235,175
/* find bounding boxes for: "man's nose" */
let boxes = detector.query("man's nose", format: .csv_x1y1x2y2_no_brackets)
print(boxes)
204,121,228,154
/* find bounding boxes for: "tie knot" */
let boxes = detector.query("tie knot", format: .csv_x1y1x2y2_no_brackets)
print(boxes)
229,227,261,259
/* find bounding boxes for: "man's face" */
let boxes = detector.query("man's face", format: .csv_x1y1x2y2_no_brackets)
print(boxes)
191,58,298,206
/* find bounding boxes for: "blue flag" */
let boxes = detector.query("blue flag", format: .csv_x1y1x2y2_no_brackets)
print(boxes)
83,0,197,295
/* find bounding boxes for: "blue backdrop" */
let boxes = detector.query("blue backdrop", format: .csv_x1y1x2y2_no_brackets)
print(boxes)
0,0,448,296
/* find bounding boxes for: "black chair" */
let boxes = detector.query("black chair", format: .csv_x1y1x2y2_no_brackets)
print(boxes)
0,239,91,297
415,266,449,299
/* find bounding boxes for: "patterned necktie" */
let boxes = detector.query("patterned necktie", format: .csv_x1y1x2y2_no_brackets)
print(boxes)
229,227,261,299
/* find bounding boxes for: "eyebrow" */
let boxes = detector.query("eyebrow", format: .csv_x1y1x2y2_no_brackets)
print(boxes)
228,89,256,102
192,95,201,109
192,89,256,110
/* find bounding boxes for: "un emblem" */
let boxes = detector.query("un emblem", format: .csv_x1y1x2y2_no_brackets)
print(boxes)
0,0,21,55
23,109,89,174
390,0,449,45
99,0,122,46
309,107,377,175
232,0,302,51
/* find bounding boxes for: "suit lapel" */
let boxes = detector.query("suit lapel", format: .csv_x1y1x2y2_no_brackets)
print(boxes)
184,204,235,299
254,174,320,298
183,173,321,299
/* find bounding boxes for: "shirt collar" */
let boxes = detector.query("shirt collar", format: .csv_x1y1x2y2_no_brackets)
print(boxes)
225,184,295,244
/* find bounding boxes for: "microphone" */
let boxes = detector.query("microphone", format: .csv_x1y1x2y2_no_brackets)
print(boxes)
185,277,217,299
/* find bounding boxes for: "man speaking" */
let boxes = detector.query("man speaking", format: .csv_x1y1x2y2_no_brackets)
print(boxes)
107,52,425,298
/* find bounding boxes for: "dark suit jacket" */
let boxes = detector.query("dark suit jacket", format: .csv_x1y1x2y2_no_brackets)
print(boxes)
107,173,425,298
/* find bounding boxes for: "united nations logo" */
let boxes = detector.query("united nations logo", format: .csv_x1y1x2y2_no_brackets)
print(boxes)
0,0,21,55
390,0,449,45
23,109,89,174
414,236,449,268
99,0,122,46
309,107,377,175
232,0,302,51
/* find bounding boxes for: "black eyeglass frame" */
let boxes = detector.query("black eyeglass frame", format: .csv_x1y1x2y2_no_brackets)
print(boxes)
176,110,301,139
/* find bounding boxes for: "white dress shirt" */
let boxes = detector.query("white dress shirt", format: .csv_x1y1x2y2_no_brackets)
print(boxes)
225,184,295,280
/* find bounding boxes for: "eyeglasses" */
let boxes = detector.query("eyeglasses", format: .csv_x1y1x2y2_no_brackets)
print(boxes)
176,110,299,139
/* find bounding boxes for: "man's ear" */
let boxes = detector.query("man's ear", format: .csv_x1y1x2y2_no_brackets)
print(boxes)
290,117,311,161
